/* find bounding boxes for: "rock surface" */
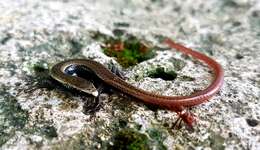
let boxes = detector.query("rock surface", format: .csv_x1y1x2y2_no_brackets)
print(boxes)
0,0,259,149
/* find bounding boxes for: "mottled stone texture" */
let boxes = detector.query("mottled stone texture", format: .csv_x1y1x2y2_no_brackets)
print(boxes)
0,0,259,149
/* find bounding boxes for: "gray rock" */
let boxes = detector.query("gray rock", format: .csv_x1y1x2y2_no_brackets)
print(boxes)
0,0,259,149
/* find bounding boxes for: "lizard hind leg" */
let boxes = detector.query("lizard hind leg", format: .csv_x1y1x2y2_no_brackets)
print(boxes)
172,109,197,130
179,110,197,129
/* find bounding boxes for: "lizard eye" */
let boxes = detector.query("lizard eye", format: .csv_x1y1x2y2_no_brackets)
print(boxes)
64,65,97,80
64,65,77,75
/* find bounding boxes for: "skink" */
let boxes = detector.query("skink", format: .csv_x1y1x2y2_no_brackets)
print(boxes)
50,38,224,127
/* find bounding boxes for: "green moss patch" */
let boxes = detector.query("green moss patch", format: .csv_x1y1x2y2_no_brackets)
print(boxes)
103,40,155,68
108,128,167,150
146,128,167,150
91,30,155,68
32,61,49,75
148,67,177,81
108,129,149,150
